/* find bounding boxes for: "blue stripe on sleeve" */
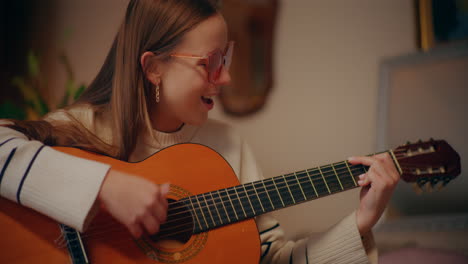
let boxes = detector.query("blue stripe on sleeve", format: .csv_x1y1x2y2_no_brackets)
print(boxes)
0,147,17,187
0,137,17,147
16,145,45,204
259,223,280,235
260,241,272,261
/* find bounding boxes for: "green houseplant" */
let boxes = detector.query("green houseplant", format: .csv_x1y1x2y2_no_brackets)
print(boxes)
0,50,86,120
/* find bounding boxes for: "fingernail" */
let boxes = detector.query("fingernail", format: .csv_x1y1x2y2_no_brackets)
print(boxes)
359,174,365,180
358,180,363,185
348,157,355,162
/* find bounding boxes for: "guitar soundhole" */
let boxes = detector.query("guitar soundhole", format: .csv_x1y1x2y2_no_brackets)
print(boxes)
150,199,193,247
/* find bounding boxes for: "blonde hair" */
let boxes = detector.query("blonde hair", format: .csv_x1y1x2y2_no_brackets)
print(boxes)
6,0,219,161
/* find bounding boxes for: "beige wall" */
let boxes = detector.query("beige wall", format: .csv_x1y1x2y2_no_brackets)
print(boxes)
212,0,417,239
47,0,417,239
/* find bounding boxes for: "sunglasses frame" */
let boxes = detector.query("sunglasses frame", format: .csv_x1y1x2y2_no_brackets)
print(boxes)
170,41,234,83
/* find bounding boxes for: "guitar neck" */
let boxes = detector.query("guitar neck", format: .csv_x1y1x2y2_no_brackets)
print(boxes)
182,150,392,234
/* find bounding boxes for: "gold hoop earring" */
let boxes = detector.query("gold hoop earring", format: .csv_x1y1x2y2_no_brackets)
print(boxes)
155,84,160,103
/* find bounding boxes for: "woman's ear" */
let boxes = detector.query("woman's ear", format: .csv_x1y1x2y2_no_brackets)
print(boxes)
140,51,163,85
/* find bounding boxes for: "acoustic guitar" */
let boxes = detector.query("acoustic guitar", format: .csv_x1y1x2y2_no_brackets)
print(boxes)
0,139,460,263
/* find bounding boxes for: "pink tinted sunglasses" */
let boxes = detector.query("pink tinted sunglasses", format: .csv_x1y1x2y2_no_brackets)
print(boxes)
170,41,234,83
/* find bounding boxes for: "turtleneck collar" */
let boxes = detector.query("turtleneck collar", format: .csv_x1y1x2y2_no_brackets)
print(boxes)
143,123,200,150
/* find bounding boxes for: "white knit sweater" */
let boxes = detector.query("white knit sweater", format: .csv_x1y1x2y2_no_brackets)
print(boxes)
0,105,377,263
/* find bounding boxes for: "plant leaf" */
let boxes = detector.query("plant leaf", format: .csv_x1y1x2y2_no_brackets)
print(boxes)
0,101,27,120
12,77,49,117
27,51,40,78
74,85,86,101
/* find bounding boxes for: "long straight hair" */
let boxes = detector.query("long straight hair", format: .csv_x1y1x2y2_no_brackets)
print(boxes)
5,0,219,161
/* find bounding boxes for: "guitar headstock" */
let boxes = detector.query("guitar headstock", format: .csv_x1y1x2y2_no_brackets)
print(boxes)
393,139,461,193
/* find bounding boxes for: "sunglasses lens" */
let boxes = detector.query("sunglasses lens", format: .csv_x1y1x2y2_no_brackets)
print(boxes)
208,50,223,83
224,42,234,70
206,42,234,83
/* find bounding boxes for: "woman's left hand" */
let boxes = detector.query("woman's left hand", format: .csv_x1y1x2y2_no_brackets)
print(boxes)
348,153,400,235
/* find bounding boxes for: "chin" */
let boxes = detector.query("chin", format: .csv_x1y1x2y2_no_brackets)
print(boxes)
185,115,208,127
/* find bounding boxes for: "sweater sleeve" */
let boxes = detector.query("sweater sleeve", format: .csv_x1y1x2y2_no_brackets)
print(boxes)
238,140,377,263
257,212,377,264
0,120,110,231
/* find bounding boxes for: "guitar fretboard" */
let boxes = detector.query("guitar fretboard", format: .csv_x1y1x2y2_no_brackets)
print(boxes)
180,159,373,234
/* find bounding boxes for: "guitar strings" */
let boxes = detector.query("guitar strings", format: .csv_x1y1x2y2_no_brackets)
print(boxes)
71,162,417,243
86,150,412,234
140,151,412,216
55,148,431,247
83,162,369,234
159,151,413,213
73,150,416,237
61,159,426,246
82,167,420,239
69,163,370,243
83,157,419,236
60,167,409,249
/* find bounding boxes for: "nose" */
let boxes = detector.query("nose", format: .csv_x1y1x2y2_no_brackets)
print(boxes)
215,66,231,86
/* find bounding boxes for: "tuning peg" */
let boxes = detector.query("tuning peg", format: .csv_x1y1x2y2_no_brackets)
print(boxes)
412,183,423,195
435,181,445,191
440,166,446,173
442,176,452,187
424,182,433,193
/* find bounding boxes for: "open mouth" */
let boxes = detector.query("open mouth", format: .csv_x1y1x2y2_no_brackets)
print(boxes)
201,96,213,105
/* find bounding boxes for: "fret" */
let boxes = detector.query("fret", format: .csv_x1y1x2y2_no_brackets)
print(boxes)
245,183,265,213
317,166,331,194
305,169,319,197
294,172,307,200
389,150,403,175
257,180,275,211
187,197,203,231
171,148,392,234
228,187,247,218
330,163,344,190
242,185,256,215
320,165,342,193
354,164,368,175
362,162,369,172
219,189,239,221
344,161,358,186
208,192,224,225
215,190,231,223
284,173,306,203
202,193,218,226
307,168,330,196
195,195,213,229
282,174,296,204
334,162,357,189
295,170,318,199
235,186,254,218
270,178,285,207
274,176,294,206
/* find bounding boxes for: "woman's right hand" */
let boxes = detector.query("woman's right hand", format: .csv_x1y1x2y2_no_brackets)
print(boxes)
98,168,170,238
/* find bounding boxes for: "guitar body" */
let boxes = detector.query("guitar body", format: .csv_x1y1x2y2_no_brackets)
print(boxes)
0,144,261,263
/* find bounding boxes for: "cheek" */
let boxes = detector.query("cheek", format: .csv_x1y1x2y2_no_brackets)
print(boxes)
161,73,206,110
164,63,207,89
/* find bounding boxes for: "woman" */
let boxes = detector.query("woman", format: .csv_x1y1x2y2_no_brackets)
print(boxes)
0,0,399,263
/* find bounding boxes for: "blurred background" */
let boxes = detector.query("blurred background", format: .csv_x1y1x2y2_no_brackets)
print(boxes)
1,0,467,262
